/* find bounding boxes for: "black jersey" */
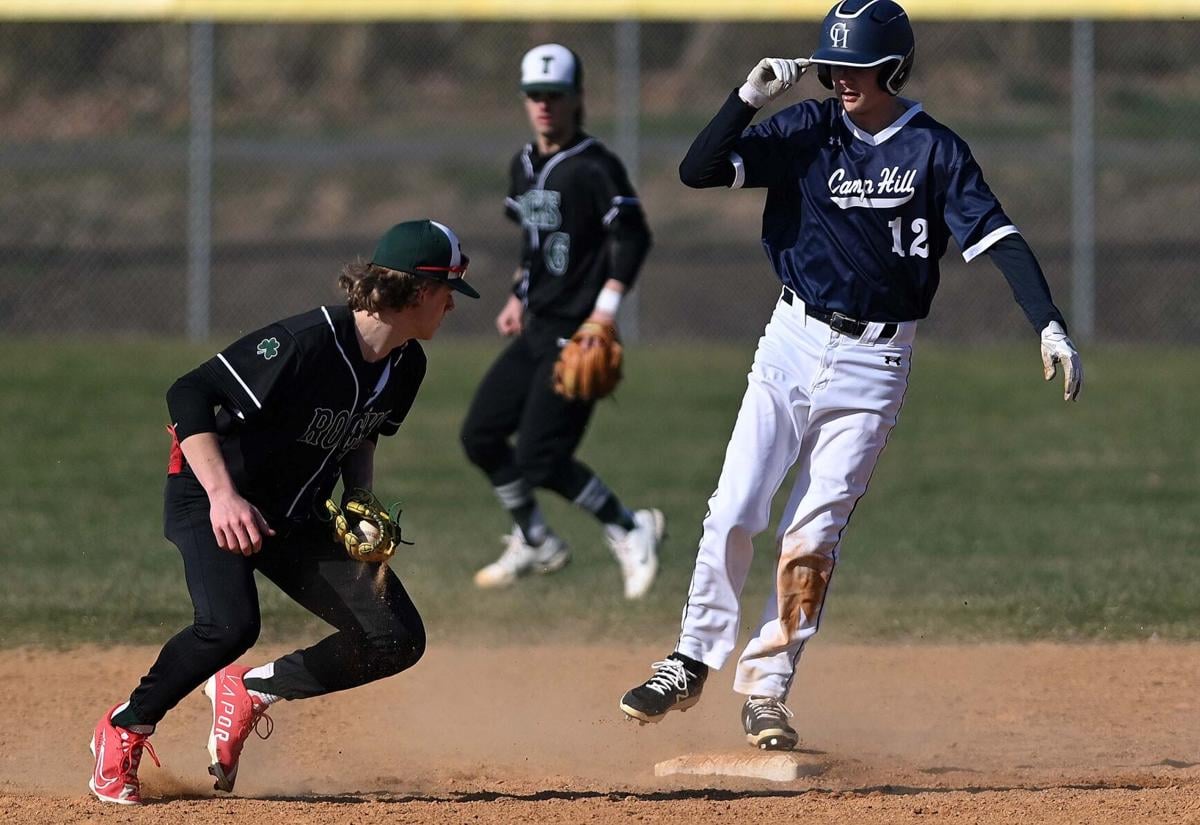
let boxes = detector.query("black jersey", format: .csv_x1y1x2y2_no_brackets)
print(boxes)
504,133,652,322
167,305,426,525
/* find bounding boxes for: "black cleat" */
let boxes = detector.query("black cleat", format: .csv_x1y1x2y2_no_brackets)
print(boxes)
619,653,708,723
742,696,799,751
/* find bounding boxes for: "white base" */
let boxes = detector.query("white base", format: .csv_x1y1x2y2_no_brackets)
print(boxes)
654,751,820,783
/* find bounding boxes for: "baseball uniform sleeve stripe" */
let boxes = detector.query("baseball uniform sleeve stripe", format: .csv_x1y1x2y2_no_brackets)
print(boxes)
602,196,642,227
961,224,1019,262
216,353,263,410
729,152,746,190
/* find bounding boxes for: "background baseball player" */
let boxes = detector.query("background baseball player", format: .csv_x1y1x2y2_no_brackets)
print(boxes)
619,0,1083,749
460,43,661,599
87,220,477,804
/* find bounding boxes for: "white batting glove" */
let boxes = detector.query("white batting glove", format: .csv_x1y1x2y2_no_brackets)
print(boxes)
738,58,811,109
1040,321,1083,402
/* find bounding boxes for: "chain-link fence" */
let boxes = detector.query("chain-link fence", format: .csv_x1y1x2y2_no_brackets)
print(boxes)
2,19,1197,342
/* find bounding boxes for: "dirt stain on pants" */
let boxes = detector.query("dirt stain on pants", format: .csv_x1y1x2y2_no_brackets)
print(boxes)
777,543,834,640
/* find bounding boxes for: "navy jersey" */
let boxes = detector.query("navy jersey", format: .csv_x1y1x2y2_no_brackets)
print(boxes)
168,305,426,525
504,133,652,322
716,95,1017,323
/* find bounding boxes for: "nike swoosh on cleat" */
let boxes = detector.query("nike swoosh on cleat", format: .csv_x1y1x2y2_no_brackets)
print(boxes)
95,732,120,787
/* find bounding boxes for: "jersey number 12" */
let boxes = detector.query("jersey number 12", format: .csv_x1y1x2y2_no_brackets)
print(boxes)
890,217,929,259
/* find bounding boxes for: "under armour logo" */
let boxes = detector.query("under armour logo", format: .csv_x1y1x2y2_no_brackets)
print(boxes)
831,22,850,48
541,56,554,73
884,355,902,366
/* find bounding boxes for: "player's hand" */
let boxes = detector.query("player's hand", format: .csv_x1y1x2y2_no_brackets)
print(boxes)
496,294,524,337
739,58,811,109
1040,321,1083,402
209,488,275,555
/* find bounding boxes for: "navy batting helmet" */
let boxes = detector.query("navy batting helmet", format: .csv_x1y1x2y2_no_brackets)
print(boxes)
811,0,915,96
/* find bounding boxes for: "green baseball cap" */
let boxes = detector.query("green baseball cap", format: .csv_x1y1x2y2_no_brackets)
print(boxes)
370,219,479,299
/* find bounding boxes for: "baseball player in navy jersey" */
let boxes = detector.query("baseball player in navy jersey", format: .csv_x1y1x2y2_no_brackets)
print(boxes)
461,44,662,599
619,0,1083,750
87,220,477,805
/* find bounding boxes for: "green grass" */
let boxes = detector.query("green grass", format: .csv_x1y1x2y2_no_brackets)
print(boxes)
0,336,1196,648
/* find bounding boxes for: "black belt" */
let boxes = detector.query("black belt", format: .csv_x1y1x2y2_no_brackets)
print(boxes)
781,288,897,339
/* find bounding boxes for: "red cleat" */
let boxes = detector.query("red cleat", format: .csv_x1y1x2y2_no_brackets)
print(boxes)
204,664,273,792
88,703,160,805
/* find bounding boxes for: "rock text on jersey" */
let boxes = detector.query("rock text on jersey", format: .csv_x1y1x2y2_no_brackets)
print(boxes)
299,408,388,452
517,190,562,230
827,166,917,209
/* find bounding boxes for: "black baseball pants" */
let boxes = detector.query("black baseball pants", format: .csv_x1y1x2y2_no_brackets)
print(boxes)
460,314,597,499
125,475,426,726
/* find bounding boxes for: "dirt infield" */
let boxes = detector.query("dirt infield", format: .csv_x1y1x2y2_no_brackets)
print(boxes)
3,642,1199,824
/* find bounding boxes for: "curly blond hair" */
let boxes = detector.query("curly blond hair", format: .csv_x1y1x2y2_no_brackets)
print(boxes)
338,260,426,313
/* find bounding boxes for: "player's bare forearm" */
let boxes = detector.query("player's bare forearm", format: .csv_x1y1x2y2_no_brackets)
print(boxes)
340,440,377,496
179,432,237,497
179,432,275,554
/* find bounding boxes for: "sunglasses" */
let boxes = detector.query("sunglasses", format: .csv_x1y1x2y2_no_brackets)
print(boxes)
414,254,470,283
525,91,566,103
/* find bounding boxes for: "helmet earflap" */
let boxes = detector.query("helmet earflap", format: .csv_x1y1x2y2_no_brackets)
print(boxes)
818,51,914,96
882,50,914,95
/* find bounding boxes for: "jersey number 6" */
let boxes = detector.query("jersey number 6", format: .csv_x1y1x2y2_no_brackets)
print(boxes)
889,217,929,259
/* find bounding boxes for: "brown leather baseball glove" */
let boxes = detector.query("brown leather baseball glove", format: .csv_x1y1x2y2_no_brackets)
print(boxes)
553,321,623,401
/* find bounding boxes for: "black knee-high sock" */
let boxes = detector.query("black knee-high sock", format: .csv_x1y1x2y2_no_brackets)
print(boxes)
573,476,635,531
510,501,544,544
596,493,636,531
493,478,548,544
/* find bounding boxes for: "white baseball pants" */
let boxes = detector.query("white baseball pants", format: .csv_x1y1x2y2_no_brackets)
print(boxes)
675,291,916,700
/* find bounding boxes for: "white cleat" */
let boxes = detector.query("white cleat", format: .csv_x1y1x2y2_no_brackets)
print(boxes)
474,528,570,589
608,508,664,600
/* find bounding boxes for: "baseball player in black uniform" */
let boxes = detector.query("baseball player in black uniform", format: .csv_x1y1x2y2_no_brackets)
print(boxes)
88,220,478,805
461,44,661,600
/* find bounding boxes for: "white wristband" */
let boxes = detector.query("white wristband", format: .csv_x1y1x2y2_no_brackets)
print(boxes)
593,286,623,317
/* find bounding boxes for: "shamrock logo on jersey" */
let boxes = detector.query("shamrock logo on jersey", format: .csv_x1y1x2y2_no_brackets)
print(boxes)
256,337,281,360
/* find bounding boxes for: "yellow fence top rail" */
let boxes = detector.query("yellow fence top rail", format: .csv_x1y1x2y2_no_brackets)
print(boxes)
0,0,1195,19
